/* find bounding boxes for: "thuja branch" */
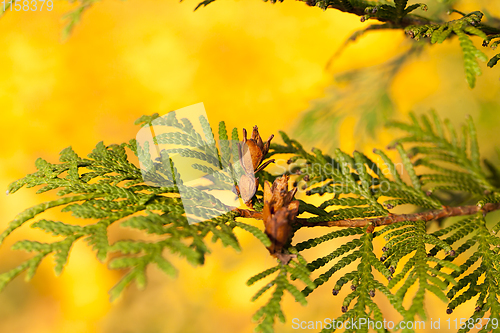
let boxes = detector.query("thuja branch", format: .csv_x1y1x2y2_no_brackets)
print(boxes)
233,207,264,219
2,111,500,333
300,0,500,35
296,202,500,228
301,0,433,27
233,202,500,229
232,111,500,261
299,1,500,88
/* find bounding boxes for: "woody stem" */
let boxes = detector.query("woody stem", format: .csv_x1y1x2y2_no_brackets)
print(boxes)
232,207,264,219
233,202,500,228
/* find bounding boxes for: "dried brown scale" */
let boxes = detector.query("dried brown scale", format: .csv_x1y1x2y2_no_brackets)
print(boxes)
261,175,300,263
241,126,274,173
237,174,258,205
234,126,275,208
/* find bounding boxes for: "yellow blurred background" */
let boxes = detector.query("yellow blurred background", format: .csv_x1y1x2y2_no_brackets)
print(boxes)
1,0,500,332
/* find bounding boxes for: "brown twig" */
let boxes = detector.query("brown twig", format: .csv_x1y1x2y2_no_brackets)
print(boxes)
233,202,500,229
302,1,500,36
232,207,263,219
303,1,434,27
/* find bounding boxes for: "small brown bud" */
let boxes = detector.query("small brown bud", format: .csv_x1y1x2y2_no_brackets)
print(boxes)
341,306,348,313
446,308,453,314
262,176,300,264
332,289,339,296
369,290,375,297
238,174,258,204
241,126,274,173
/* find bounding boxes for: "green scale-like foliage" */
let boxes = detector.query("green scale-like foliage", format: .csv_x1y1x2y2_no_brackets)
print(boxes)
0,112,272,301
427,214,500,333
404,10,492,88
1,110,500,333
247,252,315,333
2,1,500,87
266,111,500,332
302,1,500,89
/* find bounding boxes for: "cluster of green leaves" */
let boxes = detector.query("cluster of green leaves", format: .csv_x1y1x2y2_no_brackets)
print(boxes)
386,110,496,196
404,10,500,87
264,110,500,332
433,214,500,332
1,111,500,333
305,0,429,23
385,111,500,332
303,0,499,88
246,252,315,333
296,227,414,333
292,2,499,156
377,219,458,322
0,112,274,302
